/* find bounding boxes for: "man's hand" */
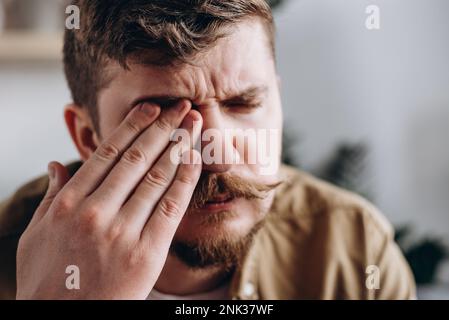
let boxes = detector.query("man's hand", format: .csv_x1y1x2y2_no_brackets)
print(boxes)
16,100,202,299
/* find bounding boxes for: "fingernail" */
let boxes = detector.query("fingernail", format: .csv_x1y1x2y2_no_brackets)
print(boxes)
187,110,201,121
181,111,201,129
140,103,160,117
176,100,190,113
48,163,55,180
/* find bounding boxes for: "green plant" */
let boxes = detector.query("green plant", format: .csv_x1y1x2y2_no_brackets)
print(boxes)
317,143,371,199
395,226,448,284
281,128,301,168
280,128,370,197
280,129,449,284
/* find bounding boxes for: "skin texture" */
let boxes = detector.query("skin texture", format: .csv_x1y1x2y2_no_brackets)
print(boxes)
16,19,283,299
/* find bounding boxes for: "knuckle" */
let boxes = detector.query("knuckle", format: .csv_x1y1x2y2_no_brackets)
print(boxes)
51,193,75,218
105,223,124,242
177,173,195,185
122,146,147,164
159,198,182,220
123,245,147,269
155,117,173,132
79,205,102,232
144,168,170,187
124,118,141,135
96,142,120,161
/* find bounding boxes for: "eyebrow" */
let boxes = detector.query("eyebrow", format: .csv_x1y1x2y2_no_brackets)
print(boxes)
130,85,268,109
222,86,268,106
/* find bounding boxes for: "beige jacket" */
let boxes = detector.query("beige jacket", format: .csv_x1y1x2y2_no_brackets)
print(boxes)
0,162,416,299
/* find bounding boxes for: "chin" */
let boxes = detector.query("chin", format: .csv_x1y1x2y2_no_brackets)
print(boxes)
170,195,275,269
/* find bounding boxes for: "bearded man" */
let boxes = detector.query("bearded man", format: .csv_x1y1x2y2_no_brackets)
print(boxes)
0,0,415,300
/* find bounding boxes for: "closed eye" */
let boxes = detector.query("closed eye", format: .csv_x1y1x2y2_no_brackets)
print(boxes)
222,98,264,114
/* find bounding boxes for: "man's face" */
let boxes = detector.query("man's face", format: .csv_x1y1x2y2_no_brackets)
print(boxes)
95,20,282,268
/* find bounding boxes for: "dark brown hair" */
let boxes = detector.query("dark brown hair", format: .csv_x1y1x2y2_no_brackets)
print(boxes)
63,0,275,131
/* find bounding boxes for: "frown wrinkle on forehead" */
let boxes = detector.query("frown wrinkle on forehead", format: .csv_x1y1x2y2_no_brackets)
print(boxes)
125,51,266,107
100,20,274,108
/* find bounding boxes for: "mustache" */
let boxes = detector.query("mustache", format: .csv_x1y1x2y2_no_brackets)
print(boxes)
190,172,282,209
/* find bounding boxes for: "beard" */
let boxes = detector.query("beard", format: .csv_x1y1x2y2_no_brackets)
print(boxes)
169,172,281,270
170,219,266,271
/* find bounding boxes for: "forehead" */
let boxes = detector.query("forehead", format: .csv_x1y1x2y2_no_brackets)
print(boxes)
99,20,275,109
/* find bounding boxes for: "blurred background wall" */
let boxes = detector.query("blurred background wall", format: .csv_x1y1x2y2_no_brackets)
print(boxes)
276,0,449,242
0,0,448,295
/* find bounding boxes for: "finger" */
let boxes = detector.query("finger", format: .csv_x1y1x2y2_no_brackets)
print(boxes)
120,110,203,230
64,103,161,198
141,150,202,252
89,100,191,212
30,162,70,225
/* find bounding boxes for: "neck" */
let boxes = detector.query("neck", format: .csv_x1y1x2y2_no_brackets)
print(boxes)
154,254,233,296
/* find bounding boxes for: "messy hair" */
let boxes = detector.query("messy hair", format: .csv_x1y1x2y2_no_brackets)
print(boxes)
63,0,275,131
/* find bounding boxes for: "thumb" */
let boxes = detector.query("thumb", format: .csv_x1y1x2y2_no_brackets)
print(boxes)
32,162,70,223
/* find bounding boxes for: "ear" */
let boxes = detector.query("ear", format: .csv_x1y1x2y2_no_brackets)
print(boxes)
64,104,100,161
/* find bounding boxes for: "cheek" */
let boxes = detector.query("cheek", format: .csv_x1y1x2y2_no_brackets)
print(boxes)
230,106,282,176
242,193,275,230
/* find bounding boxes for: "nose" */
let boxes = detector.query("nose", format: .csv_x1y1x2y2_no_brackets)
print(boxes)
194,103,237,174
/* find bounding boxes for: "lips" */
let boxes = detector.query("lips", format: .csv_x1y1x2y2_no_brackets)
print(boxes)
206,193,234,204
198,193,237,212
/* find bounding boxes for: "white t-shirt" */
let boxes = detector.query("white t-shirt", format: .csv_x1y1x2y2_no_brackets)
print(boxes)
147,281,230,300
